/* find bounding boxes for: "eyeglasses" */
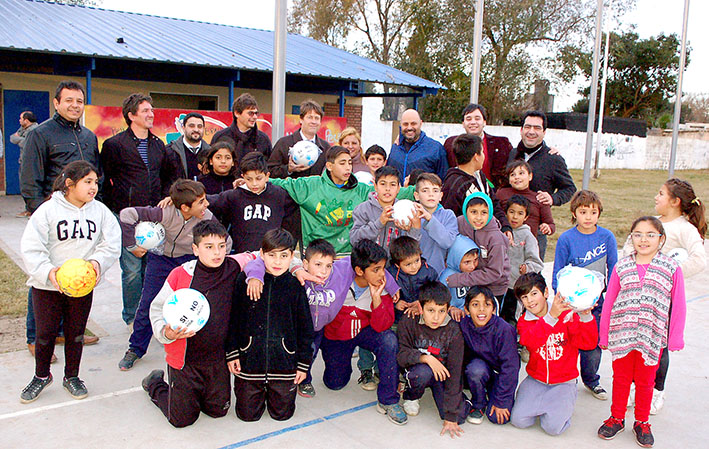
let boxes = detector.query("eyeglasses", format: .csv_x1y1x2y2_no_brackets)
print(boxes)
631,232,662,240
245,110,259,117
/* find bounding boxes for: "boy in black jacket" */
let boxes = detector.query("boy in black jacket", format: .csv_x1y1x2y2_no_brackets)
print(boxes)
386,236,438,320
397,281,469,437
207,153,298,253
226,229,314,421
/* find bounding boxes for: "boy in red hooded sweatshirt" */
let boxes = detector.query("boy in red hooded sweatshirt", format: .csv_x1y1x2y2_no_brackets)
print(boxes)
510,273,597,435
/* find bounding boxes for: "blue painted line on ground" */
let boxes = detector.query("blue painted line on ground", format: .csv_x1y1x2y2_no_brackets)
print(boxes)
687,294,709,303
219,401,377,449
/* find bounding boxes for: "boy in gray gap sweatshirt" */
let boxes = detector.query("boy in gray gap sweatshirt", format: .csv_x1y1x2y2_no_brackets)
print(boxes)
501,195,543,324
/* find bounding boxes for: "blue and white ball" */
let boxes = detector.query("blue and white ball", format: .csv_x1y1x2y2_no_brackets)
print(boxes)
162,288,211,333
135,222,166,250
354,171,374,186
290,140,320,167
556,266,604,311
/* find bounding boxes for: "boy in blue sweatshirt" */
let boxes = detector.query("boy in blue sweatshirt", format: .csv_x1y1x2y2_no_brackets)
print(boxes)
386,236,438,321
459,286,520,425
552,190,617,401
413,173,457,274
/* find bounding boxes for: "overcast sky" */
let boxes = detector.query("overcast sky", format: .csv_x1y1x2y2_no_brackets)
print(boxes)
99,0,707,111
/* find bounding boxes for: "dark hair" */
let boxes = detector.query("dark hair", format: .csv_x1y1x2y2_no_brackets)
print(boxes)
506,194,530,215
522,110,548,130
193,220,228,245
374,166,400,184
415,173,442,190
365,145,387,161
406,169,425,187
418,281,451,307
461,103,488,122
122,93,153,126
21,111,37,123
239,151,268,175
453,134,482,165
304,238,336,261
52,160,97,194
506,160,533,178
351,239,387,273
389,236,421,266
300,99,323,119
54,80,86,101
629,216,665,250
233,93,258,114
169,179,206,209
465,197,488,212
664,178,707,237
201,141,237,176
514,272,547,300
464,285,495,309
182,112,204,127
326,145,350,163
569,190,603,224
262,228,296,252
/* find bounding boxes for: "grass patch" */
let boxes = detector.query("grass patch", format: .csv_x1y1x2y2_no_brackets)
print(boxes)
544,169,709,262
0,248,29,317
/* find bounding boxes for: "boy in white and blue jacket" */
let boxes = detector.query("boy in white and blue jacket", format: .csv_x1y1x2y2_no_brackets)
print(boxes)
552,190,617,400
413,173,457,274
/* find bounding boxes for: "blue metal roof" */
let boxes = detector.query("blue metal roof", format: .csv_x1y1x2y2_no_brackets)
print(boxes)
0,0,441,90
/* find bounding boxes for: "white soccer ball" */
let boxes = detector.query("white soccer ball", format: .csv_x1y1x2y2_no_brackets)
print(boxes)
666,248,689,264
556,266,604,311
290,140,320,167
162,288,211,333
391,199,417,226
135,222,166,250
354,171,374,186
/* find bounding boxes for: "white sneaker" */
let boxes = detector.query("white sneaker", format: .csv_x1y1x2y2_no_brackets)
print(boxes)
627,384,635,407
649,389,665,415
402,399,420,416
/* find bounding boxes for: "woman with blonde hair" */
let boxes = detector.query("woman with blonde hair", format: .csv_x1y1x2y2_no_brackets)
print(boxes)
338,127,369,173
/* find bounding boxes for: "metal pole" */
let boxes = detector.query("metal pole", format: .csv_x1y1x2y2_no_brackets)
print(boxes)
469,0,484,103
272,0,287,141
669,0,690,177
582,0,604,190
593,0,613,179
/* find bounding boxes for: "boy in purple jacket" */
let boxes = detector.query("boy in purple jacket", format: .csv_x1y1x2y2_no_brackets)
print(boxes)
243,238,400,398
459,286,520,425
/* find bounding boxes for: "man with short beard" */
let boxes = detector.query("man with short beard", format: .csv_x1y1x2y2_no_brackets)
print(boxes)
166,112,210,180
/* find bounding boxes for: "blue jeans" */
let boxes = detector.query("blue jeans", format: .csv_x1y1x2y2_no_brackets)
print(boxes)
579,304,602,388
304,329,325,384
357,348,376,373
465,358,510,424
404,363,470,424
321,327,399,406
128,253,194,357
119,244,148,325
536,233,547,261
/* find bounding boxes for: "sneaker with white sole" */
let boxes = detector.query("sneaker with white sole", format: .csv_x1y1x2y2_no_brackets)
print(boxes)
598,416,625,440
649,389,665,415
587,384,608,400
20,374,53,404
402,399,420,416
633,421,654,448
118,350,140,371
358,369,378,391
62,376,88,400
466,408,484,424
376,402,408,425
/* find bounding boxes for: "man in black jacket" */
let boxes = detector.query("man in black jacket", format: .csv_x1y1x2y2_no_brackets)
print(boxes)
166,112,210,180
211,93,271,166
100,93,174,325
20,80,102,354
508,111,577,258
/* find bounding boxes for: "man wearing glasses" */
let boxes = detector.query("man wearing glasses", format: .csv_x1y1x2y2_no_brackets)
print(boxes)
509,110,577,259
211,93,272,165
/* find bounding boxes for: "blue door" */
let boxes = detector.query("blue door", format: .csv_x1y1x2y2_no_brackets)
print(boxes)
3,90,50,195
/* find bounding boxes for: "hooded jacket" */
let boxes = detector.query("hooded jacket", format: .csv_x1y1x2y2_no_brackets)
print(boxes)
459,314,520,410
450,192,511,296
244,255,400,332
211,121,272,164
387,130,449,184
21,191,121,291
21,113,101,212
387,258,438,321
441,167,510,231
350,192,422,255
508,224,544,287
439,235,480,309
419,205,457,274
518,308,597,384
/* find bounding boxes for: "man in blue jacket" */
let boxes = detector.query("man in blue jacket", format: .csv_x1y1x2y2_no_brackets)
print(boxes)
388,109,448,184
